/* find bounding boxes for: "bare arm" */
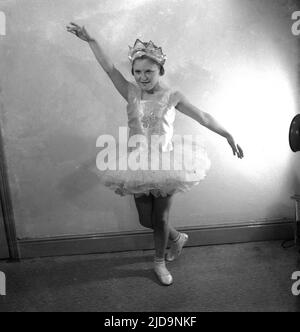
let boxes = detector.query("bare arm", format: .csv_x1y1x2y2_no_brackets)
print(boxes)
175,92,244,159
66,22,130,101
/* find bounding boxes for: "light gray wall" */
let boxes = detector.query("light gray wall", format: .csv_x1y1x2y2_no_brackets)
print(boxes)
0,0,299,239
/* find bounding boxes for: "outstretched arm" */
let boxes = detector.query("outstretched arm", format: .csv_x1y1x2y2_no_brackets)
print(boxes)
175,92,244,159
66,22,130,101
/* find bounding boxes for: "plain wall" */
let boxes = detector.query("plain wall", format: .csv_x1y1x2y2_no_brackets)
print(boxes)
0,0,299,239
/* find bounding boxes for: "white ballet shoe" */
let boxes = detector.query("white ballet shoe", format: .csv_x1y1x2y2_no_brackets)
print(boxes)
154,258,173,286
166,233,189,262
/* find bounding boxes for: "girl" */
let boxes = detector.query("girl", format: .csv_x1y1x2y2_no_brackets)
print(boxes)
66,23,244,286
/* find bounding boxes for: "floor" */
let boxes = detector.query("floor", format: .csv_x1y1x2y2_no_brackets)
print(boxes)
0,240,299,312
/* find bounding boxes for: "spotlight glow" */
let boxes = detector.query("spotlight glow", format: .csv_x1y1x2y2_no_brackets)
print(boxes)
211,63,296,178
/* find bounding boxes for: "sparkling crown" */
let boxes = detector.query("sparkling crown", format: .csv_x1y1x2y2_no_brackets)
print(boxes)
128,39,167,66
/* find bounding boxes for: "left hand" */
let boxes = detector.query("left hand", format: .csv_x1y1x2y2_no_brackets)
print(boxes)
66,22,93,42
226,135,244,159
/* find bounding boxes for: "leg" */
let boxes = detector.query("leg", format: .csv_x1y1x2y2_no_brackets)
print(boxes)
168,224,181,241
134,194,179,241
134,194,153,229
151,193,175,285
166,232,189,262
152,194,174,259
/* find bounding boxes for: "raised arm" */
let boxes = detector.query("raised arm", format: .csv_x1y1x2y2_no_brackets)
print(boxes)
175,91,244,159
66,22,130,101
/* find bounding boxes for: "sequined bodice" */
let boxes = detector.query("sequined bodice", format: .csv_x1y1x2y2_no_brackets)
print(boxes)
126,84,177,152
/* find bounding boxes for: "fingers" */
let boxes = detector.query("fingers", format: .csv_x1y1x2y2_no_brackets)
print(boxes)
228,137,244,159
69,22,80,28
66,28,78,36
66,22,82,35
231,144,243,159
66,26,75,33
232,146,236,156
229,141,236,157
237,144,244,158
235,145,243,159
66,25,77,33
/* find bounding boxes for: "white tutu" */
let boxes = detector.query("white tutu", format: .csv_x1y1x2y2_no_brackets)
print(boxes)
94,136,211,198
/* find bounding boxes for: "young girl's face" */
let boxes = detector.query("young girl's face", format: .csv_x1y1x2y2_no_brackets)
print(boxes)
132,58,161,92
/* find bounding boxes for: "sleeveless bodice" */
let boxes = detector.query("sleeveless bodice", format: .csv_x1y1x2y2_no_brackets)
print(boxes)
126,84,179,152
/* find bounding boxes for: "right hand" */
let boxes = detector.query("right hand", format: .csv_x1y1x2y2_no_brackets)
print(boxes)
66,22,93,42
226,135,244,159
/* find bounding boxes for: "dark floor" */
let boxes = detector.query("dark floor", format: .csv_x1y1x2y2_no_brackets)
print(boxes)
0,240,299,312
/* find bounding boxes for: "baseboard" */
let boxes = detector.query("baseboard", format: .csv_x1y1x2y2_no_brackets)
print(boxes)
0,245,9,260
16,218,296,259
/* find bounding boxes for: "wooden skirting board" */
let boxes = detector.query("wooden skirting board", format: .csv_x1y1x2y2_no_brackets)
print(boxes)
17,218,295,259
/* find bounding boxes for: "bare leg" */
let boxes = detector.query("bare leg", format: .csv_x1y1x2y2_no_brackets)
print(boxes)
134,194,153,229
151,194,174,259
134,193,175,285
134,194,179,241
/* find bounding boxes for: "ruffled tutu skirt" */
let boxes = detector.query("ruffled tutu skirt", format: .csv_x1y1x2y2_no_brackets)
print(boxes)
93,136,211,198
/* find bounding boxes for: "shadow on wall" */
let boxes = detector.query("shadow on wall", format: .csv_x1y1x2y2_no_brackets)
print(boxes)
267,201,295,221
266,150,300,222
290,171,300,195
61,53,117,107
57,156,102,201
49,43,124,201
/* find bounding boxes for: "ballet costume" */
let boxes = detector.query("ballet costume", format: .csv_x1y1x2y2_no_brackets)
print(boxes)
94,83,211,285
94,39,211,285
95,82,211,198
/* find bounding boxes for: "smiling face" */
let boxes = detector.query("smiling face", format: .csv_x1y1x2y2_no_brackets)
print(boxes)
132,57,162,92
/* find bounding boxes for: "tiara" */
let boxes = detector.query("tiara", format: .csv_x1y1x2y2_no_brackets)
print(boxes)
128,39,167,66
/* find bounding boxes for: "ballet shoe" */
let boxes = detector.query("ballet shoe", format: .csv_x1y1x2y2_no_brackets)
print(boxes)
166,233,189,262
154,259,173,286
